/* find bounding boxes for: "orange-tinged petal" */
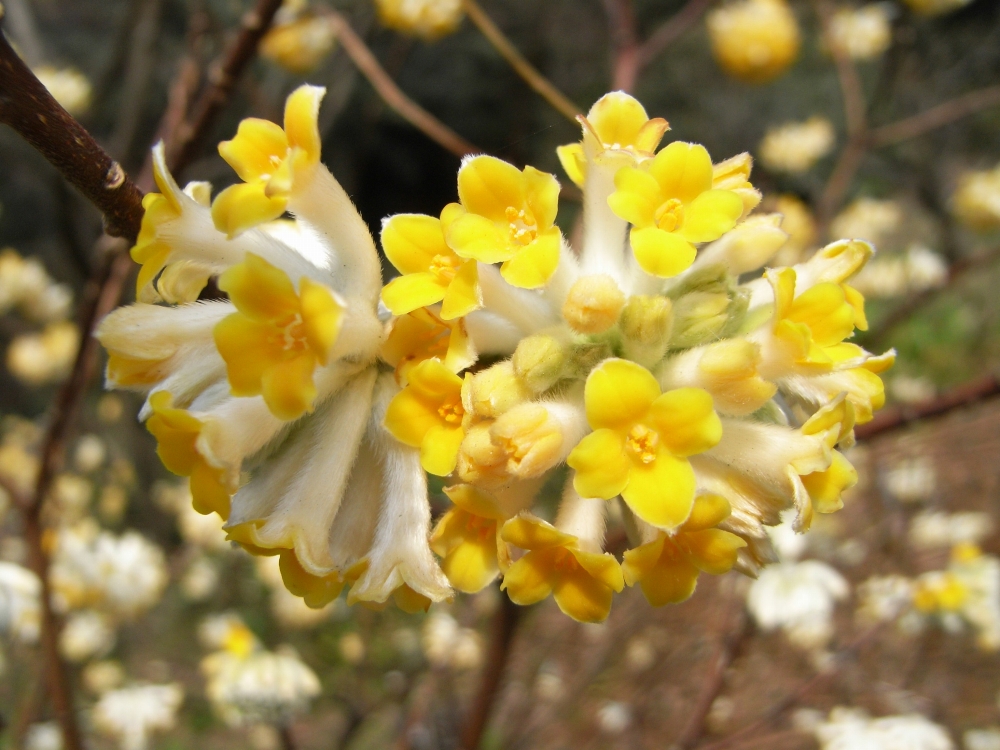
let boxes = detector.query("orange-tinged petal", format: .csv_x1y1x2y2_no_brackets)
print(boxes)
420,422,464,476
381,213,450,275
501,549,555,605
384,385,443,447
283,84,324,166
567,429,630,500
608,167,661,227
260,351,318,420
681,493,731,532
552,565,615,622
634,117,670,154
648,387,722,457
279,549,344,608
589,92,651,148
635,555,700,606
441,537,500,593
458,155,525,222
584,358,660,431
500,514,576,551
630,227,697,277
648,141,714,204
211,182,288,238
408,357,464,401
801,450,857,514
218,118,288,183
190,461,231,519
522,165,560,230
146,393,200,475
443,484,506,520
685,529,746,575
299,277,343,364
621,535,667,586
218,253,300,323
678,189,744,243
621,447,696,530
556,143,586,187
440,259,481,320
381,272,448,316
213,314,282,396
500,228,560,289
570,549,625,592
446,212,514,264
133,242,171,297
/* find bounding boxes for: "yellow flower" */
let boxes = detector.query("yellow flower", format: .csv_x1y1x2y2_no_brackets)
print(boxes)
213,253,344,421
567,359,722,531
608,142,745,277
261,16,337,74
384,358,466,475
379,308,475,384
211,85,324,238
375,0,464,40
500,513,624,623
130,166,184,299
952,164,1000,233
445,156,561,289
623,494,747,605
277,549,345,609
707,0,801,84
380,206,481,320
145,392,230,519
556,92,669,187
430,485,510,593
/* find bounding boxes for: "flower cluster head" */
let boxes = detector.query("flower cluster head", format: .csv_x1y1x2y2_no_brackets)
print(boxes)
707,0,801,84
375,0,464,40
759,117,836,174
98,86,892,624
826,4,893,62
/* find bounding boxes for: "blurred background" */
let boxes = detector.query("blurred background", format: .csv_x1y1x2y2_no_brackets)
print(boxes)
1,0,1000,748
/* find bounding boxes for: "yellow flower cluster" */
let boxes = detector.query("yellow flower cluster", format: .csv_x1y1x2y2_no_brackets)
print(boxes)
98,86,891,623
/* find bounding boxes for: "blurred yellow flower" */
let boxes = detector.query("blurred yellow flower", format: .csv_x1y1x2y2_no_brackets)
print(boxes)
759,117,836,173
376,0,464,40
707,0,801,83
952,163,1000,232
261,15,337,74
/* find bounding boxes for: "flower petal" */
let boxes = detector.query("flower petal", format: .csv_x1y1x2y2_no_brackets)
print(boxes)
500,228,560,289
457,155,525,222
570,549,625,592
443,484,505,520
441,537,500,593
260,351,318,420
283,84,324,166
299,277,343,364
584,358,660,431
211,182,288,239
501,550,555,605
649,387,722,457
218,118,288,183
630,227,697,278
446,213,513,264
213,314,281,396
679,189,744,243
381,272,448,316
552,565,615,622
381,213,450,275
218,253,300,323
636,556,700,606
608,167,661,227
567,430,630,500
621,447,696,530
621,535,666,586
500,513,575,551
556,143,586,187
685,529,746,575
420,423,464,476
648,141,713,204
522,165,560,229
440,259,482,320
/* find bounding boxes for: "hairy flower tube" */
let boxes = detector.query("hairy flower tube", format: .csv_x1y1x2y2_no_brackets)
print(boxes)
98,87,892,622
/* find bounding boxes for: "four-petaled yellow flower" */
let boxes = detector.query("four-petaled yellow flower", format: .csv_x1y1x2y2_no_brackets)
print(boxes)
622,494,747,605
379,308,475,384
556,91,670,187
380,205,481,320
384,358,467,475
568,359,722,530
145,391,230,519
771,266,868,370
445,155,561,289
430,484,510,593
213,253,344,421
211,85,324,237
608,141,745,277
500,513,624,623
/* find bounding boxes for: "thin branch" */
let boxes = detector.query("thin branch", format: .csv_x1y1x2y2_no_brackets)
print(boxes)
0,20,145,240
460,0,581,123
817,138,867,230
636,0,715,70
855,374,1000,441
602,0,639,93
278,723,298,750
324,11,478,158
870,85,1000,147
460,595,522,750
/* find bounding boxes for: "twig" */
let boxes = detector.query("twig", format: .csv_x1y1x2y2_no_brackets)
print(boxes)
324,11,478,158
0,20,145,241
602,0,639,93
870,85,1000,147
460,0,580,123
460,594,522,750
674,608,750,749
855,374,1000,441
166,0,285,177
278,723,298,750
865,245,1000,349
636,0,715,70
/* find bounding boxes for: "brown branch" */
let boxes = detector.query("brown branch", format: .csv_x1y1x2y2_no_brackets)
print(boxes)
324,11,478,158
602,0,639,93
460,594,522,750
165,0,285,177
674,609,750,750
460,0,581,123
865,245,1000,349
278,723,298,750
870,85,1000,148
855,374,1000,441
0,20,144,241
635,0,715,70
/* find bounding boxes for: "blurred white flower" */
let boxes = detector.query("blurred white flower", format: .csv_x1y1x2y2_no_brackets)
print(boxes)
339,632,365,664
766,510,809,561
966,728,1000,750
747,560,849,650
7,321,79,386
856,575,916,625
890,375,936,405
91,683,184,750
24,722,63,750
83,659,126,695
0,248,73,322
180,556,220,601
60,609,116,662
33,66,92,115
0,561,41,642
597,701,632,734
534,663,564,701
827,4,893,61
421,610,482,670
759,117,836,173
910,512,994,550
831,198,903,246
952,164,1000,232
883,459,936,503
849,246,947,299
199,612,256,651
915,546,1000,651
814,706,953,750
50,473,93,522
73,434,107,474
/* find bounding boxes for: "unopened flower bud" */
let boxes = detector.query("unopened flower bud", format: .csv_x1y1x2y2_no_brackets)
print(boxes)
465,361,532,420
620,295,673,367
562,275,626,334
513,335,567,393
457,423,509,489
670,293,731,349
490,402,586,479
694,214,788,276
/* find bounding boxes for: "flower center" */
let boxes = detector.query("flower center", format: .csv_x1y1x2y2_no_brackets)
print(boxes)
465,514,495,542
626,424,659,464
278,313,308,353
429,254,461,284
505,206,538,246
654,198,684,233
437,398,465,425
551,547,579,571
